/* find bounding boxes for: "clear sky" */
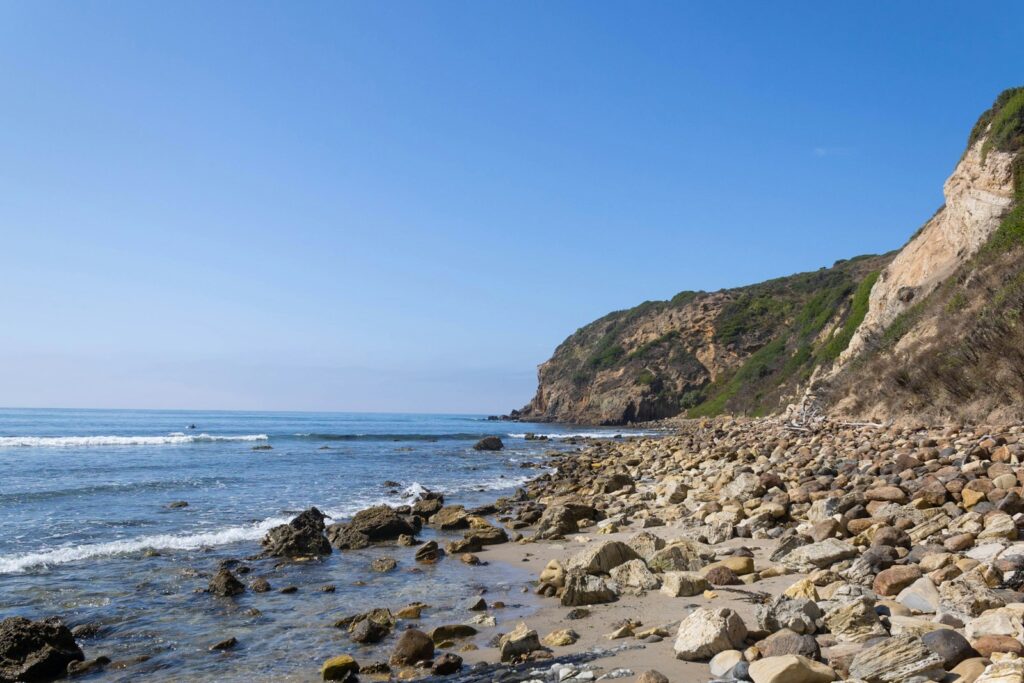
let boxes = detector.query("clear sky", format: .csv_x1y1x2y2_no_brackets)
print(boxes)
2,2,1023,414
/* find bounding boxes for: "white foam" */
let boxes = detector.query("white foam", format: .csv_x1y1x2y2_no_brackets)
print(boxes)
506,431,659,440
0,434,269,448
0,515,291,574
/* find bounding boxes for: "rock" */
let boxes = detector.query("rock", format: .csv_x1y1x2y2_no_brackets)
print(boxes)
464,596,487,611
704,565,742,586
430,625,477,642
167,500,189,508
966,608,1024,642
566,541,640,575
415,541,442,563
249,577,271,593
975,653,1024,683
66,657,110,676
722,472,765,500
748,655,837,683
350,619,389,644
636,672,669,683
921,628,976,667
609,559,660,591
627,531,667,559
972,634,1024,658
429,506,470,530
499,623,543,662
673,607,747,661
560,569,619,606
540,560,567,588
261,507,332,557
896,576,941,613
759,628,820,659
952,657,991,683
473,436,504,451
596,472,634,494
327,506,419,549
535,505,578,539
647,540,714,573
321,655,359,681
710,650,744,677
209,568,245,596
541,629,579,647
371,557,397,573
209,636,237,651
757,597,823,635
939,571,1005,617
847,635,945,682
389,628,434,666
780,538,858,571
823,597,888,643
0,617,84,683
660,571,709,597
873,565,922,596
431,653,463,675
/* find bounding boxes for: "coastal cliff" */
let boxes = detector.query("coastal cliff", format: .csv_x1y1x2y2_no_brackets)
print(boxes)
514,87,1024,425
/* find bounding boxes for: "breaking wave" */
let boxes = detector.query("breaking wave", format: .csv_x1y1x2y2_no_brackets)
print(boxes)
0,434,269,448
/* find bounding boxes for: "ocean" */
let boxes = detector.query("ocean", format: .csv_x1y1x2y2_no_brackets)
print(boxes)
0,408,653,680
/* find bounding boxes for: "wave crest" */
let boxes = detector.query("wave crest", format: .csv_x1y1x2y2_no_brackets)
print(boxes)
0,434,269,448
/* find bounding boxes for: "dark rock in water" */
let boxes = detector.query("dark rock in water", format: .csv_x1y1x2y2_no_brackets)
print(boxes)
0,616,84,682
249,577,271,593
261,507,331,558
415,541,443,563
251,444,272,451
431,652,463,675
327,506,419,549
382,480,401,487
167,501,189,509
465,596,487,611
371,557,398,573
389,628,434,666
209,637,237,651
430,625,477,642
69,624,101,640
350,619,388,645
67,656,110,676
279,586,298,594
361,661,390,675
209,569,245,597
473,436,504,451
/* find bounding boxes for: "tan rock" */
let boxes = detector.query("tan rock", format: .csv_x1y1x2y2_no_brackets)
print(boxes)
748,655,837,683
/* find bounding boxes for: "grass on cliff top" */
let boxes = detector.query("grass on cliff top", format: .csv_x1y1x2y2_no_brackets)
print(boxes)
969,86,1024,155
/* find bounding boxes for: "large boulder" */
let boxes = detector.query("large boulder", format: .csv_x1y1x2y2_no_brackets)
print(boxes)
673,607,747,661
389,628,434,666
847,635,945,682
780,538,858,571
566,541,640,575
473,436,504,451
261,507,332,557
748,655,837,683
498,623,543,662
560,569,619,607
609,559,660,591
209,568,245,597
535,505,578,539
327,506,419,549
647,540,715,573
0,617,84,683
429,506,469,530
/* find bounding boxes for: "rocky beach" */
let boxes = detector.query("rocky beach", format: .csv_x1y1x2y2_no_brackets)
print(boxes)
11,416,1024,683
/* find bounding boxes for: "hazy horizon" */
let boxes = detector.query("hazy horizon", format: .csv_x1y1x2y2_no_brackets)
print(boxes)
4,2,1024,413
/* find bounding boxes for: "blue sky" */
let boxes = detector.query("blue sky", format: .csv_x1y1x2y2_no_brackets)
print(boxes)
2,2,1023,413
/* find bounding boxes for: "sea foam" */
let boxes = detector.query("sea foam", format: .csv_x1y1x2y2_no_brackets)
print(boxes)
0,434,269,448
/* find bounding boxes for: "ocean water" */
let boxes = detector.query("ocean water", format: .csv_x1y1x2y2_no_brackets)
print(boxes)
0,408,652,681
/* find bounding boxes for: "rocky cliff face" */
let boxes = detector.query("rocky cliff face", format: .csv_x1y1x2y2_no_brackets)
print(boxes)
841,136,1017,361
515,87,1024,425
512,254,891,424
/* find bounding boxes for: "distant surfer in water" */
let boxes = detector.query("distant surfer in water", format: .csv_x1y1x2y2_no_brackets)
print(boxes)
187,424,197,430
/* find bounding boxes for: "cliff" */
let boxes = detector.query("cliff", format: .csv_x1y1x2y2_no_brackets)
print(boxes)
513,86,1024,425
